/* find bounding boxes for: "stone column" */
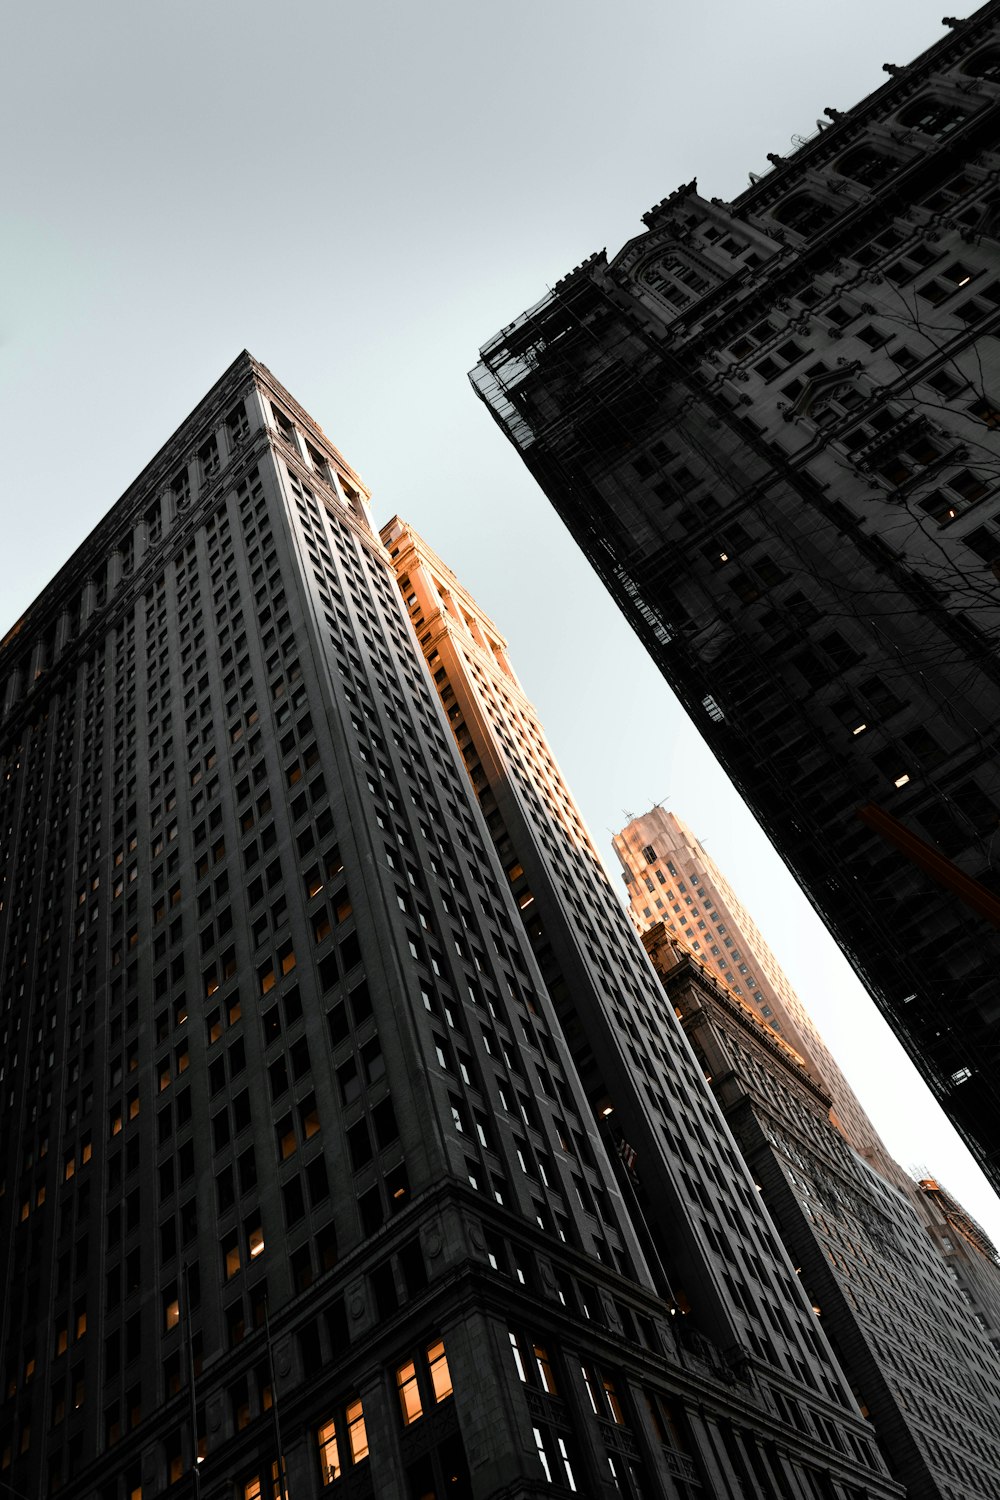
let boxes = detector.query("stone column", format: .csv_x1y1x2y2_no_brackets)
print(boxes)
80,578,96,625
214,421,231,472
56,609,73,653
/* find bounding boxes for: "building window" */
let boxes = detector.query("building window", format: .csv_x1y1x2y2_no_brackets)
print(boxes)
346,1399,368,1463
896,98,967,139
427,1339,453,1403
243,1462,283,1500
770,194,837,235
316,1398,368,1485
395,1339,454,1427
317,1419,341,1484
968,395,1000,428
834,145,896,188
532,1426,578,1491
397,1360,423,1426
963,46,1000,78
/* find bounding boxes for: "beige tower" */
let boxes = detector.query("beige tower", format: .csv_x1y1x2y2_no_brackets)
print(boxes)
615,806,897,1178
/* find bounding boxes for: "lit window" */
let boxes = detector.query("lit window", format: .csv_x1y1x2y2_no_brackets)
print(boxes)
532,1428,552,1483
249,1225,265,1259
533,1344,557,1395
580,1366,601,1414
427,1340,453,1403
509,1331,528,1383
346,1399,368,1463
164,1298,180,1331
603,1379,626,1425
396,1360,424,1425
317,1419,341,1484
557,1437,578,1492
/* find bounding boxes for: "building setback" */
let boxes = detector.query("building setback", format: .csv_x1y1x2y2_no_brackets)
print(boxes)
642,924,1000,1500
0,355,902,1500
916,1175,1000,1353
614,806,896,1176
472,2,1000,1196
380,515,1000,1498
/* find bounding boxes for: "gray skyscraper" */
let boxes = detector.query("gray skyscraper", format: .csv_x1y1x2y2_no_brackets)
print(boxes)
1,356,900,1500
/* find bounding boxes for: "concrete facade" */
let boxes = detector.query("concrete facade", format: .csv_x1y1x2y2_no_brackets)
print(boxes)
614,806,898,1176
0,358,900,1500
917,1176,1000,1353
472,1,1000,1197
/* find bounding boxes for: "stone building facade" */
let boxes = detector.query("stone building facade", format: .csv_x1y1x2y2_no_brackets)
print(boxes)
644,926,1000,1500
472,2,1000,1195
0,357,901,1500
614,805,898,1176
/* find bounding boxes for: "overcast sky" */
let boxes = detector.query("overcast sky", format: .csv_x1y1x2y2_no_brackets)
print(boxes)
4,0,996,1238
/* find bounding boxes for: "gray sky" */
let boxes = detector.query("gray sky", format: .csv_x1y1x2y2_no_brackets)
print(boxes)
5,0,996,1237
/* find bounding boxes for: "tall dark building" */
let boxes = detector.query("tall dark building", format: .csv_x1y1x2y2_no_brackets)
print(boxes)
472,3,1000,1197
1,356,904,1500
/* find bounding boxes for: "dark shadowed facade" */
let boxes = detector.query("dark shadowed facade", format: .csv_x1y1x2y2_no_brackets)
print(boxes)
472,3,1000,1196
643,926,1000,1500
1,357,907,1500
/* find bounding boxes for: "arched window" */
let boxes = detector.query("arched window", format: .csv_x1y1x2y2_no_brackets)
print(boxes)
962,47,1000,79
639,253,716,309
896,98,967,139
835,146,897,189
810,380,865,427
770,194,838,235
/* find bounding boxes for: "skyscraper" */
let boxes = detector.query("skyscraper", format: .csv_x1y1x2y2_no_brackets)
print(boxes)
614,806,895,1175
642,925,1000,1500
380,515,1000,1498
472,4,1000,1195
916,1175,1000,1353
1,355,900,1500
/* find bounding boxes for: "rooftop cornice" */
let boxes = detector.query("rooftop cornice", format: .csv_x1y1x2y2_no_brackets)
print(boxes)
380,516,510,648
251,358,369,497
732,1,1000,214
1,355,373,679
0,351,258,656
